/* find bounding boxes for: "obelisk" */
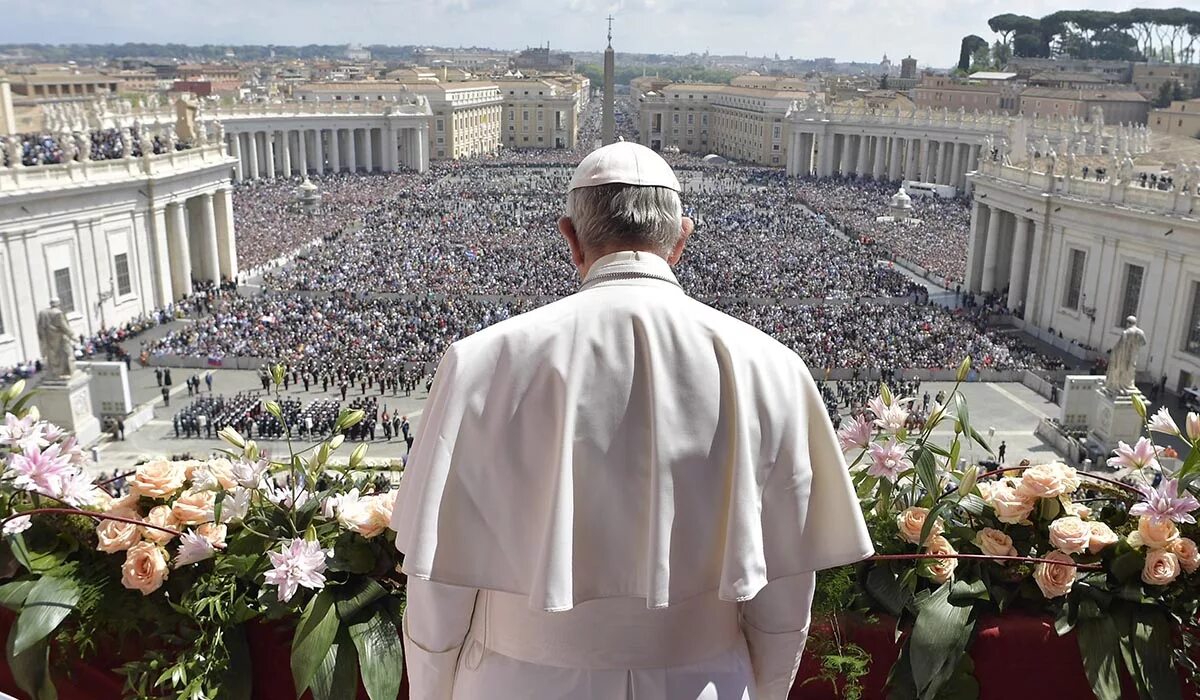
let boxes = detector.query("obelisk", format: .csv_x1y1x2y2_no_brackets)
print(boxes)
602,15,616,145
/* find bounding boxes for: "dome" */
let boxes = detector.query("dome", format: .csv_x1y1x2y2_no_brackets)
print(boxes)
702,154,729,165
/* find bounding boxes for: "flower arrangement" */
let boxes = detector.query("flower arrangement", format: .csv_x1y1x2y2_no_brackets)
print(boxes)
0,367,405,700
825,358,1200,700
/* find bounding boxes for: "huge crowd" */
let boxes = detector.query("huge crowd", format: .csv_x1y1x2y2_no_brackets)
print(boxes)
794,177,972,285
2,127,183,167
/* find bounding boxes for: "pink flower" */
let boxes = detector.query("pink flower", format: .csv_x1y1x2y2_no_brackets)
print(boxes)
1188,413,1200,443
6,444,73,497
1106,437,1160,472
0,413,47,451
837,415,874,454
53,469,98,507
174,530,217,568
1131,478,1200,525
1148,407,1180,436
263,538,330,603
868,395,912,433
2,515,31,536
867,438,911,482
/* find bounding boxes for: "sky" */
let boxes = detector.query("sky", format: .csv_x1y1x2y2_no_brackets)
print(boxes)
2,0,1189,67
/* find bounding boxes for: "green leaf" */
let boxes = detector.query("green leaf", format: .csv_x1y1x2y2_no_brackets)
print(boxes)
7,634,56,700
335,578,388,621
291,589,341,696
13,575,79,656
10,534,65,573
949,579,988,604
0,579,35,611
1110,551,1144,583
219,624,253,700
1132,606,1182,700
1076,616,1122,700
914,448,940,502
968,427,991,455
865,565,908,617
309,628,359,700
909,583,975,700
1176,447,1200,483
953,393,971,436
957,494,986,516
919,499,955,547
328,537,376,576
348,608,403,700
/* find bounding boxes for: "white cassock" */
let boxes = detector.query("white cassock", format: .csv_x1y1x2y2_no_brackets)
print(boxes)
392,251,874,700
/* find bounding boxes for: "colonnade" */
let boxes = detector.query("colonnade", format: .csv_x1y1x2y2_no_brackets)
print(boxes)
965,201,1044,316
788,130,982,191
225,124,428,182
149,187,237,305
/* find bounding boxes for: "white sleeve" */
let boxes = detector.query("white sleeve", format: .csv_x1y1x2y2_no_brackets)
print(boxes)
403,577,478,700
739,572,816,700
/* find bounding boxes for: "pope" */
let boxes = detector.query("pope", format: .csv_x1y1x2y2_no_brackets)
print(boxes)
392,141,874,699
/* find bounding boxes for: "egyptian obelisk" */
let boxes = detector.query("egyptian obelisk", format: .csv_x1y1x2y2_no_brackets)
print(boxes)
602,15,616,145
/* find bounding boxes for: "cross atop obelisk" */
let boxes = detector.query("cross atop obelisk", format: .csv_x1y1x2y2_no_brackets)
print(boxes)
602,15,616,145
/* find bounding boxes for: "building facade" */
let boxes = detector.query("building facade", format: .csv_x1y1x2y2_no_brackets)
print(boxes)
966,156,1200,395
636,83,795,166
1018,88,1150,125
0,140,237,369
496,79,580,150
1150,99,1200,139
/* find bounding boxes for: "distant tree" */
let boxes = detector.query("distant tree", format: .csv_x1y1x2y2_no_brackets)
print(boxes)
988,14,1041,48
1013,32,1049,58
1153,81,1175,108
992,41,1012,68
1092,29,1143,61
958,35,989,72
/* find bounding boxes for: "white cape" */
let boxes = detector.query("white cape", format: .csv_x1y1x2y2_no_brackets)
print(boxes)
392,253,874,612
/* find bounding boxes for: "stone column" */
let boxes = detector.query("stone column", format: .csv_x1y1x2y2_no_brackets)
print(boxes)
931,141,944,183
213,187,238,281
838,134,852,175
246,133,260,180
264,132,277,179
198,193,221,284
229,133,243,182
872,136,886,179
952,142,965,189
981,206,1002,292
888,138,902,181
416,124,429,173
279,130,292,177
165,201,192,299
296,129,308,175
313,129,325,174
919,139,930,181
346,129,358,172
363,128,374,172
905,139,917,180
1008,216,1031,310
330,128,342,172
149,205,173,306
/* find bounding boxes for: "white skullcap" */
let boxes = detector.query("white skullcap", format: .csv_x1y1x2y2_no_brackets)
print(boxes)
568,141,681,192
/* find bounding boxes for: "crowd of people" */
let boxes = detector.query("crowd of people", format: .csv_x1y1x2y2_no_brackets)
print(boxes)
793,177,971,285
2,126,183,168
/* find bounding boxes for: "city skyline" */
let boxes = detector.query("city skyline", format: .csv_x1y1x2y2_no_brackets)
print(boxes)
4,0,1191,67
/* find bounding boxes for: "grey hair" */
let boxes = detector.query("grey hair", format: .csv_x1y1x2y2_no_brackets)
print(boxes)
565,184,683,255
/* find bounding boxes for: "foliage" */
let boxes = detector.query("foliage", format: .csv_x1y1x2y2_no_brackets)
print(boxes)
576,63,739,88
957,36,989,74
982,8,1200,62
838,360,1200,699
0,371,404,699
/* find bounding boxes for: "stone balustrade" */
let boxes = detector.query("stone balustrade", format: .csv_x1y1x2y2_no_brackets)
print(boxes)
0,142,232,194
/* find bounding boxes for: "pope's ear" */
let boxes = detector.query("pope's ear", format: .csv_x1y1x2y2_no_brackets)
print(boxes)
668,217,694,266
559,217,584,268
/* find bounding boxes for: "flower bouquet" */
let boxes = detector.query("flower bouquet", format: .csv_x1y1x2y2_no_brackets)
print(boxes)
0,366,405,700
823,359,1200,700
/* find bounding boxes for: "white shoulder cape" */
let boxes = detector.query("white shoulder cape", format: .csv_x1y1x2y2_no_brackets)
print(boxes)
391,281,874,612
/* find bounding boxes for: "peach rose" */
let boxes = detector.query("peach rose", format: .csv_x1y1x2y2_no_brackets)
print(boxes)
1168,538,1200,575
171,491,216,526
1015,463,1071,500
180,460,206,481
924,535,958,584
897,507,943,545
203,458,238,491
129,460,185,499
1064,502,1092,520
95,513,141,553
368,492,397,534
1033,551,1077,599
1048,516,1091,555
974,527,1018,558
1127,515,1179,550
1053,463,1082,493
1087,522,1120,553
984,483,1036,524
196,522,227,547
142,505,180,544
120,541,169,595
106,491,141,514
1141,549,1181,586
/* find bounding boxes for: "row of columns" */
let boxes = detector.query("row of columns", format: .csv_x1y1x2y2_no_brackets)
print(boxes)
148,188,237,305
227,125,428,182
789,131,981,190
965,202,1044,315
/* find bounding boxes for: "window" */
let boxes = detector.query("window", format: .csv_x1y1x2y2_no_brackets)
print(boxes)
1063,249,1086,311
114,253,132,296
1118,264,1144,324
53,268,75,313
1185,282,1200,356
436,119,444,132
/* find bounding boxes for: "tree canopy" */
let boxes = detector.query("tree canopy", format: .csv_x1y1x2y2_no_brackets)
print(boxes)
968,8,1200,65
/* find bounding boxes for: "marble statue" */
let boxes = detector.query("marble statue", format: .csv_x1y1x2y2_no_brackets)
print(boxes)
36,300,76,379
120,128,133,158
1105,317,1146,394
59,132,76,163
196,118,208,144
5,136,23,168
1119,153,1135,183
213,120,225,142
1047,149,1057,176
1067,151,1077,178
